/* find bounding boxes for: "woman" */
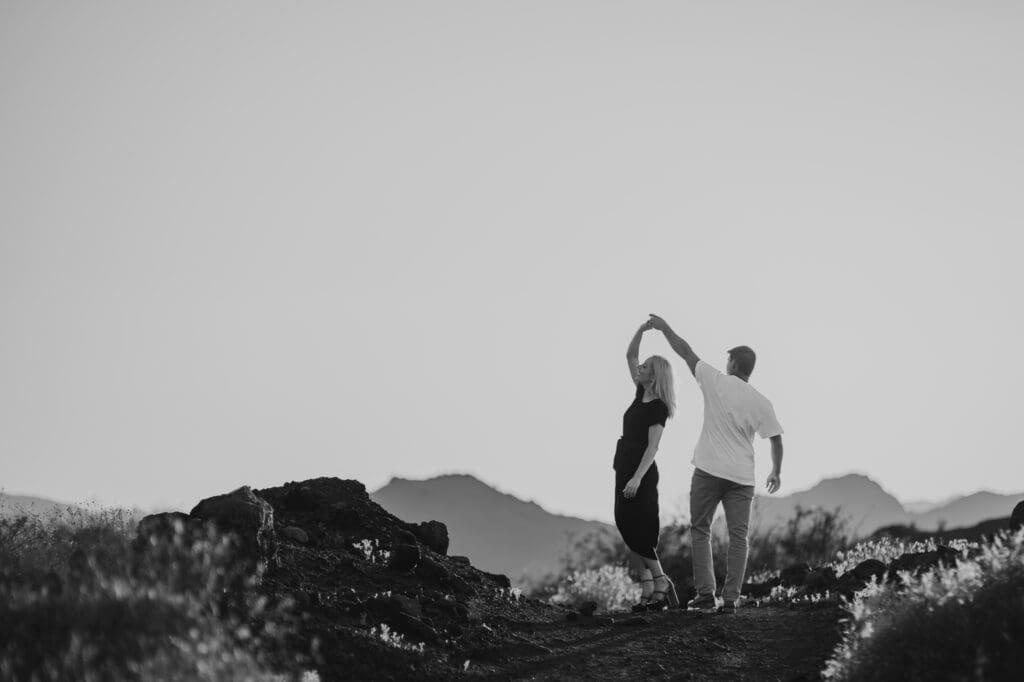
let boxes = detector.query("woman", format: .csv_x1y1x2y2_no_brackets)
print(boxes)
615,320,679,610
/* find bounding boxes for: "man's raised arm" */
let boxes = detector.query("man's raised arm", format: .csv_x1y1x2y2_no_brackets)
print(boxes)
648,314,700,376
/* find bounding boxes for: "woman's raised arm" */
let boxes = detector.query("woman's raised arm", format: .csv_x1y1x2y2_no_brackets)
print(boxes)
626,321,652,384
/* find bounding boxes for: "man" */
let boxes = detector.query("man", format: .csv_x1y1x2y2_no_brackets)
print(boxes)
648,314,784,614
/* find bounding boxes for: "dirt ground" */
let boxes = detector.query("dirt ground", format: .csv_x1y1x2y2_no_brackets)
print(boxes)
461,601,843,681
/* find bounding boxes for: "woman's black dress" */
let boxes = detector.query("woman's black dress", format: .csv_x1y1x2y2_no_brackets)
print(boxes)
613,382,669,559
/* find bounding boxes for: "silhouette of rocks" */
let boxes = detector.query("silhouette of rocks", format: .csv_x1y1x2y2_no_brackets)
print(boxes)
388,543,420,571
579,601,598,616
1011,500,1024,532
414,520,450,555
852,559,887,582
485,571,512,589
802,567,838,594
887,545,960,582
780,563,811,587
742,579,778,598
189,486,276,566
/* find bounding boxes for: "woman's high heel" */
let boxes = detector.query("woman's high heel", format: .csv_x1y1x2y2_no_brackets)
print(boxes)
646,574,680,610
631,577,655,613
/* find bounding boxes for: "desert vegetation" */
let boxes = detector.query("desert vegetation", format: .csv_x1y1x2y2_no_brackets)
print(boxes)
0,505,301,680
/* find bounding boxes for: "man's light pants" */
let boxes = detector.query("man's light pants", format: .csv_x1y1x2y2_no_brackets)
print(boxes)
689,467,755,603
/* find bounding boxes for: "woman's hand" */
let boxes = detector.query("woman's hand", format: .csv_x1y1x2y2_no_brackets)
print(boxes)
622,476,643,499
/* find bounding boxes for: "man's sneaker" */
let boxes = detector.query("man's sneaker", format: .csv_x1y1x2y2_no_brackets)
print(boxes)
718,599,739,614
686,594,719,612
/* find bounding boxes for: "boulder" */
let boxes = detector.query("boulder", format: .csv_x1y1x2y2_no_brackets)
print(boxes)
189,486,276,563
1011,500,1024,533
484,572,512,589
135,512,208,547
579,601,598,617
837,572,868,600
887,545,960,581
779,563,812,587
803,567,838,593
414,521,449,555
388,543,421,572
449,556,472,567
851,559,887,582
281,526,309,544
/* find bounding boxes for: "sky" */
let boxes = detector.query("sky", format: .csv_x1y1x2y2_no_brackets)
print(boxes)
2,1,1022,524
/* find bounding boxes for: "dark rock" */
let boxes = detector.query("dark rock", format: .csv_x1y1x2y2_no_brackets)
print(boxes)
566,612,580,622
1011,500,1024,532
484,571,512,589
579,601,598,617
414,521,449,555
366,594,422,622
386,613,439,644
394,529,418,545
281,526,309,544
888,545,960,581
851,559,887,582
278,478,368,512
189,486,276,563
614,616,649,626
803,567,838,593
330,502,362,528
837,572,868,600
415,555,451,582
741,582,775,598
780,563,812,587
389,543,421,572
449,555,472,566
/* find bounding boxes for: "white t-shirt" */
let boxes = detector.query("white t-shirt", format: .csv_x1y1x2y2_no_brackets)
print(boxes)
692,359,783,486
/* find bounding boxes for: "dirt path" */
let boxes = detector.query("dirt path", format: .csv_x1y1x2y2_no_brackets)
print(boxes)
465,603,843,681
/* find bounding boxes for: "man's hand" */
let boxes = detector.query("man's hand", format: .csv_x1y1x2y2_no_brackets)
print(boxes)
622,476,643,499
647,314,668,331
766,471,781,495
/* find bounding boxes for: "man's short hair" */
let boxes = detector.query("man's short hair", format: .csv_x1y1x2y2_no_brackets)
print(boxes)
728,346,757,377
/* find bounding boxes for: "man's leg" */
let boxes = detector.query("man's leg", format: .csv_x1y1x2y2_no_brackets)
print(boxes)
720,482,755,605
689,468,722,599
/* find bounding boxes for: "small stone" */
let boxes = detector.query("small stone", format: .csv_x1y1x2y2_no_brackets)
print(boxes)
579,601,598,617
779,563,811,587
414,521,450,555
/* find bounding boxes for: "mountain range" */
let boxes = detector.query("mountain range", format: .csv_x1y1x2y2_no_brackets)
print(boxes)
371,473,1022,586
0,492,74,518
370,474,613,587
7,474,1021,588
749,474,1023,536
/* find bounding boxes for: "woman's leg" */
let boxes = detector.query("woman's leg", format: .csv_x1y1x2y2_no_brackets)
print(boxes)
629,552,654,601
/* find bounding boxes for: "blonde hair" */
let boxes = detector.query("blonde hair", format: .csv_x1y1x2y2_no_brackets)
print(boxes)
647,355,676,418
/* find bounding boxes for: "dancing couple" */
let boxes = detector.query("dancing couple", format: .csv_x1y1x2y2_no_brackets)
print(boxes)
615,314,785,614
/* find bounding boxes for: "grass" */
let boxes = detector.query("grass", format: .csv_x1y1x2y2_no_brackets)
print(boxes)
823,530,1024,681
0,506,300,681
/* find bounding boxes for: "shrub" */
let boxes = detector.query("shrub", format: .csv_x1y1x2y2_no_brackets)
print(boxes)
0,509,298,681
547,565,640,613
823,530,1024,681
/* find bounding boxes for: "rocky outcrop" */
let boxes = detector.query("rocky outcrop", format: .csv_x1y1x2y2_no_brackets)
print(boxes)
1011,500,1024,532
189,485,277,567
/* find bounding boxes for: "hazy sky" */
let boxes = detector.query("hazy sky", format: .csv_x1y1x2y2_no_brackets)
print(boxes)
3,1,1022,523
